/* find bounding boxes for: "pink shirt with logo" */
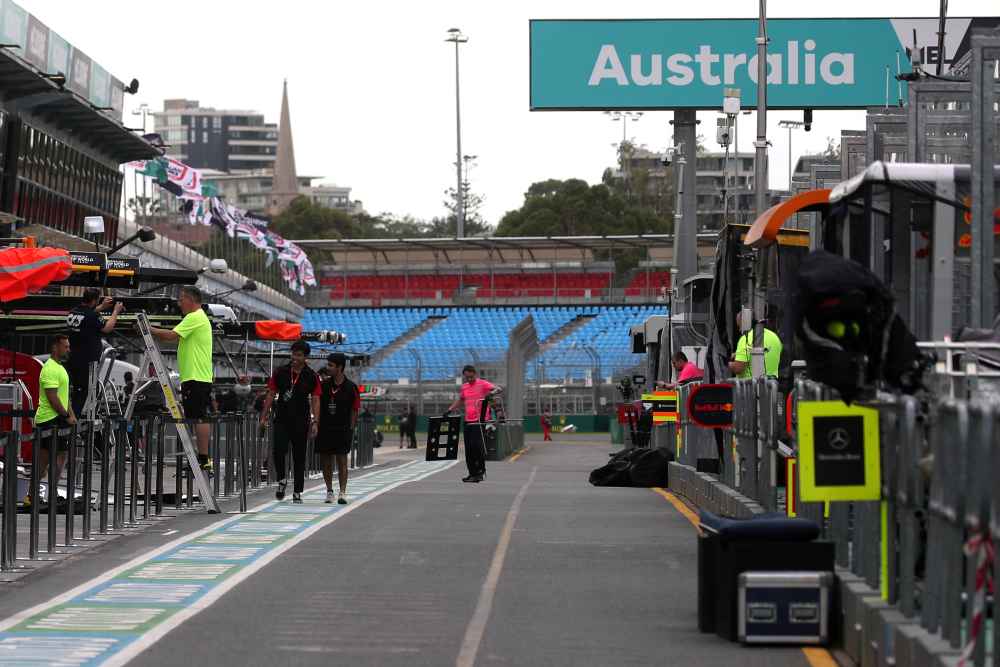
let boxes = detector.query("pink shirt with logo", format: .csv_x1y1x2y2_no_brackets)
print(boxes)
678,362,703,383
461,378,496,423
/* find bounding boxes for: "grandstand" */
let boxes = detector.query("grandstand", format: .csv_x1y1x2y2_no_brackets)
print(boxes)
296,234,716,308
320,271,615,300
293,235,712,415
302,305,663,383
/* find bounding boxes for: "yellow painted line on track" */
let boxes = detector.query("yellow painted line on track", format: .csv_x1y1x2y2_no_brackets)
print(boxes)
508,446,531,462
651,487,701,533
801,647,840,667
650,487,839,667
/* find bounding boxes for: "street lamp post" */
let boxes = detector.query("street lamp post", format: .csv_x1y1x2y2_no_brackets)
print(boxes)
462,154,477,221
605,111,642,198
571,341,601,414
131,102,151,134
446,28,469,237
778,120,806,188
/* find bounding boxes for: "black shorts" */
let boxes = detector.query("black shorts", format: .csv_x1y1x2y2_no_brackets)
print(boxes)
181,381,212,420
37,416,73,452
315,428,353,456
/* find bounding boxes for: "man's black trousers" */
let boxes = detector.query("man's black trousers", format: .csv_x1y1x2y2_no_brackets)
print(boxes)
463,423,486,477
68,364,90,418
273,420,308,493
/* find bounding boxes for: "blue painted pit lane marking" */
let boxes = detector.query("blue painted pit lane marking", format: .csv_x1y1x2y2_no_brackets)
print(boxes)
0,460,456,666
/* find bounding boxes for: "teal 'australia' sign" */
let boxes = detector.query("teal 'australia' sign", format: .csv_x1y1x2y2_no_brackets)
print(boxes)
529,17,1000,110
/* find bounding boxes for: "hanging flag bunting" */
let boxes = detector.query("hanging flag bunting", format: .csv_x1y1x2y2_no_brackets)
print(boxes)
129,158,218,200
129,159,317,295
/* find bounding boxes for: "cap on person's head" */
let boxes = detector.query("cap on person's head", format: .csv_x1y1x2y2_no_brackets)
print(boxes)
82,288,101,304
328,352,347,368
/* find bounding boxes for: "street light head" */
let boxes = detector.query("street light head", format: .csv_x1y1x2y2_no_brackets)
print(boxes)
445,28,468,43
41,72,66,88
206,258,229,274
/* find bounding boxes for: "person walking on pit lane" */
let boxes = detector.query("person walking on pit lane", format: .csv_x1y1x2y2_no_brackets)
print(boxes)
66,288,123,419
260,340,320,503
445,365,503,483
149,286,215,474
318,352,360,505
405,404,418,449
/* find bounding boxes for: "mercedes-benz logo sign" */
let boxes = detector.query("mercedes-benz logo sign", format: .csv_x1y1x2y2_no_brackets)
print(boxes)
827,427,850,451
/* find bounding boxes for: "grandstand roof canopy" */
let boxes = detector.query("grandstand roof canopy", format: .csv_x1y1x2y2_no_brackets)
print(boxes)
293,234,718,266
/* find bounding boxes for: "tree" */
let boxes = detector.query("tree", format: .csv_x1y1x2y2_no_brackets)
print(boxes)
127,196,163,220
823,136,841,161
495,178,671,237
442,183,491,237
269,196,359,240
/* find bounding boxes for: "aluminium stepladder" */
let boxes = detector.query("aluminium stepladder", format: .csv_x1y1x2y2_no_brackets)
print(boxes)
123,311,219,513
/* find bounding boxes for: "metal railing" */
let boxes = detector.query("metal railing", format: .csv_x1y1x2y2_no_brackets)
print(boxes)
0,402,379,574
667,355,1000,665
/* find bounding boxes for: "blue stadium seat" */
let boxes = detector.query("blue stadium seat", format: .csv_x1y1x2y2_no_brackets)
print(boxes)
304,305,667,383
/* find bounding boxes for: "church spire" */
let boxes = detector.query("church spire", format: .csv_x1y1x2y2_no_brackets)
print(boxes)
270,79,299,215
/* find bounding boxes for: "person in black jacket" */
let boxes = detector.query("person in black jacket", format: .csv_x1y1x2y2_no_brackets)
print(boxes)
66,288,123,418
405,404,418,449
259,340,320,503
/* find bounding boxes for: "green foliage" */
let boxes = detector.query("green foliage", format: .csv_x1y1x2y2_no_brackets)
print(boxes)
495,178,672,237
127,196,162,218
269,196,359,240
823,136,841,160
442,183,491,236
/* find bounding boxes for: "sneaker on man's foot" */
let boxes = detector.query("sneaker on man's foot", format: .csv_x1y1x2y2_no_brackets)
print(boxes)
337,491,348,505
292,493,303,504
275,480,287,501
325,490,335,504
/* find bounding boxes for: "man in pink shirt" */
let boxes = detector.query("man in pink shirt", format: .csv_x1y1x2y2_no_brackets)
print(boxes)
656,352,704,389
446,365,503,483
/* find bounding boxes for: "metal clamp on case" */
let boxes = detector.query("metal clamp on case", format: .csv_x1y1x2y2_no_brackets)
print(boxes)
738,571,833,645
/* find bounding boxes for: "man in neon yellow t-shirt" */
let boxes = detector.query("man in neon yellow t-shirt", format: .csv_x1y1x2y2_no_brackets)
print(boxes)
729,312,783,378
34,334,75,496
150,286,214,471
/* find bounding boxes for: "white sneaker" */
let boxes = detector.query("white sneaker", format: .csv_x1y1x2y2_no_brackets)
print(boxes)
325,490,335,504
337,491,348,505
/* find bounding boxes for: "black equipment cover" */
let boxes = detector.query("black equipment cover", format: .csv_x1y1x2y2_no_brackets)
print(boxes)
588,447,674,487
789,250,923,402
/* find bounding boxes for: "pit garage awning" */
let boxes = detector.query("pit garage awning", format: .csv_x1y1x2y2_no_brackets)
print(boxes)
743,189,831,248
0,49,159,164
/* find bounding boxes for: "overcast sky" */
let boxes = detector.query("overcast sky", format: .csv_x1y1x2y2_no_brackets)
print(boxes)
18,0,999,226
